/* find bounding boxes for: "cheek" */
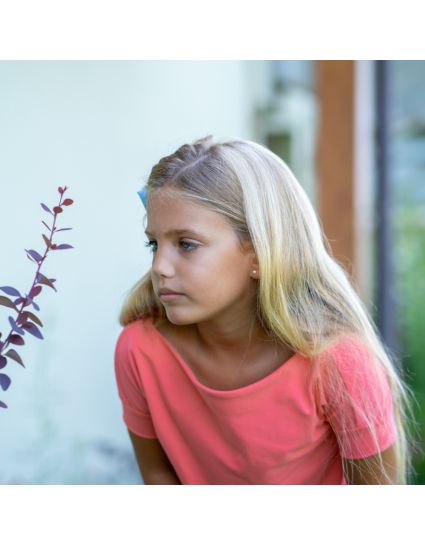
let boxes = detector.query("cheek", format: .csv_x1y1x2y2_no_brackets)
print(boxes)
193,264,249,301
189,256,234,283
182,246,250,295
198,246,245,274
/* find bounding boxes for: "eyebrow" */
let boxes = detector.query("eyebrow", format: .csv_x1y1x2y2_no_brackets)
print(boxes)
144,228,204,237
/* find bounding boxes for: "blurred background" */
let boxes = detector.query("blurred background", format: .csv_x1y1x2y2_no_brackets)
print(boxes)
0,60,423,484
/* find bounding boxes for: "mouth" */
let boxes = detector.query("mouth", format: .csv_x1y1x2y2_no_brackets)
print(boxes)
159,293,184,302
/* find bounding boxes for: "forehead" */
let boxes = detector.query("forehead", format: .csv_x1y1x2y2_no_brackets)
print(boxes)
145,190,231,236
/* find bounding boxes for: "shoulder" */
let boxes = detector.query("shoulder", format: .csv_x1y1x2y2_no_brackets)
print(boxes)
320,333,378,378
315,333,388,408
114,318,166,394
117,317,156,342
115,317,159,362
318,333,393,419
327,332,370,357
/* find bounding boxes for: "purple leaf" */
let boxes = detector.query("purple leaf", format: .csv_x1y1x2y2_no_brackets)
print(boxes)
42,234,51,248
21,322,43,340
41,203,53,215
36,274,56,284
21,310,43,327
32,300,40,311
8,334,25,346
29,285,42,298
55,244,74,250
8,316,24,335
4,349,25,367
36,273,57,291
55,227,73,232
0,356,7,369
0,286,21,297
0,400,8,409
42,220,52,231
0,373,11,391
25,249,43,263
0,295,18,311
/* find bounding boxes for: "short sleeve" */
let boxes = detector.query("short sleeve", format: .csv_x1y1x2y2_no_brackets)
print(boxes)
114,327,157,438
319,336,398,460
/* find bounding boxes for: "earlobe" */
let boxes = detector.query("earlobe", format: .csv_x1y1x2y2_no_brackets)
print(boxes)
241,239,259,279
250,254,259,279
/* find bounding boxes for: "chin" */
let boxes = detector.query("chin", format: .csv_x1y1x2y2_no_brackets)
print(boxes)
166,305,222,327
164,309,197,326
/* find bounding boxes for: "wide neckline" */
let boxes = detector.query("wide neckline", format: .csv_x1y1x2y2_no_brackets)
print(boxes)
143,319,302,397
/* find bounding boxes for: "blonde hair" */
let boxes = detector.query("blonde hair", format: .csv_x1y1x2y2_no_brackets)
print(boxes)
119,135,420,484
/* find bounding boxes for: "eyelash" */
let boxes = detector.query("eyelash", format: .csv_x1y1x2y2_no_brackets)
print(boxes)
144,240,199,253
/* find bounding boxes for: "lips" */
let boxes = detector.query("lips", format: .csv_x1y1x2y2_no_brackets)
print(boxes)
159,291,184,303
158,289,183,296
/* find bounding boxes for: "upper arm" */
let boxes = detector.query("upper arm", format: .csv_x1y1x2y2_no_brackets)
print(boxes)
115,329,180,483
114,329,158,438
319,336,398,463
128,429,180,484
343,442,399,484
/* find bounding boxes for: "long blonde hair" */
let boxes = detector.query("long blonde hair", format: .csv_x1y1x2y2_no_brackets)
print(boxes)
119,135,420,484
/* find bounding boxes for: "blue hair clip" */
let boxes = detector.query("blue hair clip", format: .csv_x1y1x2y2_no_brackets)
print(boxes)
137,187,148,209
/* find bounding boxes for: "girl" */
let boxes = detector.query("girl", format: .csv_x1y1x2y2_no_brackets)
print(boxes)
114,135,417,485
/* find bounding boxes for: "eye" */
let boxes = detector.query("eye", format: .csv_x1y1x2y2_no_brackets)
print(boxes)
144,240,199,253
180,240,198,251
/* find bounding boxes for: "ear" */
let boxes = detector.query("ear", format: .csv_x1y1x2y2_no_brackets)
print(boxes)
240,238,259,278
250,255,259,279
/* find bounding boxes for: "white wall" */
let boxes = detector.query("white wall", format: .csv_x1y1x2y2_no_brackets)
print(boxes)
0,60,256,483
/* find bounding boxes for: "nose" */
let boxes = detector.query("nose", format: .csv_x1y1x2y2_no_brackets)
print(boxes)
150,247,176,278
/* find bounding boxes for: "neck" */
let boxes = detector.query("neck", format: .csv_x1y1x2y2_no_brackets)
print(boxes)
193,315,272,359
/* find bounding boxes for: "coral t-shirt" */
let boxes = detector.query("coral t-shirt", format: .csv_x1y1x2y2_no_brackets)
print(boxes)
114,318,397,485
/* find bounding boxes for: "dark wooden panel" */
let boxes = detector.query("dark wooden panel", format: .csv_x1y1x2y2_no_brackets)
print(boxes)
315,61,355,280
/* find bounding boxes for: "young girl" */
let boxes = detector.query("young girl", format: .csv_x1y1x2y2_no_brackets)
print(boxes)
114,135,416,485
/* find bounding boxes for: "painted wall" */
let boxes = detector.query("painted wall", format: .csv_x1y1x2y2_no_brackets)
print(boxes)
0,60,258,483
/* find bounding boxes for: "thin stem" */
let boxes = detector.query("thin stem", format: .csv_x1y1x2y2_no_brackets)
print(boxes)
0,192,64,355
